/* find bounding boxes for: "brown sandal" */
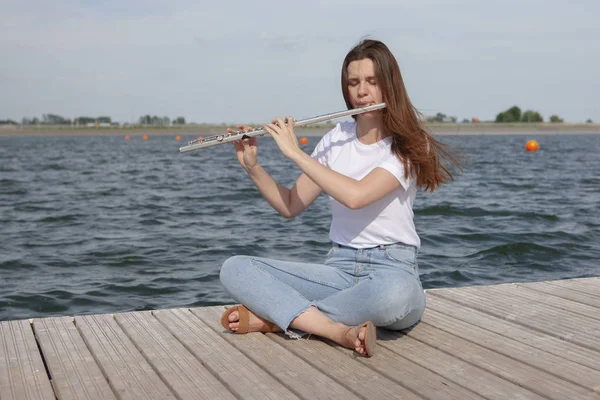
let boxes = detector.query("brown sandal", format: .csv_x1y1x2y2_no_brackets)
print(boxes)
342,321,377,357
220,305,279,334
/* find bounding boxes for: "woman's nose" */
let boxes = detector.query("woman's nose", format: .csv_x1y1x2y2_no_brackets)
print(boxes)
357,82,367,96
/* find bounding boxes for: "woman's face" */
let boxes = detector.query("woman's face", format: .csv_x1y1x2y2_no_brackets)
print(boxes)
346,58,384,109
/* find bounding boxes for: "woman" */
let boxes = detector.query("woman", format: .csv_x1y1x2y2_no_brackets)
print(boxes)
219,39,460,357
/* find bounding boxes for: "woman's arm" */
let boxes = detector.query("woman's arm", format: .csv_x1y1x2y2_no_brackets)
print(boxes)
246,165,322,218
264,118,401,210
231,125,322,218
291,152,400,209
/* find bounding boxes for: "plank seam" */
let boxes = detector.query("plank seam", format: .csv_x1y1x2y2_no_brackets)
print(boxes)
38,319,73,399
134,313,203,391
427,290,600,354
491,284,600,321
25,320,56,400
72,316,127,400
418,319,598,394
3,322,17,399
36,319,65,398
3,323,17,399
388,331,556,400
12,322,26,400
262,334,379,400
90,313,178,399
426,299,600,373
320,336,442,400
431,288,600,348
98,314,164,397
150,309,243,400
187,307,314,400
208,305,425,399
357,334,494,400
56,318,100,400
114,312,200,400
543,280,600,299
526,283,600,304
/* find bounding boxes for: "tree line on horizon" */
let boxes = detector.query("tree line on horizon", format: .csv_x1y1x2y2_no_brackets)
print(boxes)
0,114,187,126
0,110,595,126
494,106,594,124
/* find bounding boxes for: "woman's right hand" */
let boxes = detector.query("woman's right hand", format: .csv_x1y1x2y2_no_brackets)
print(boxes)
229,125,258,171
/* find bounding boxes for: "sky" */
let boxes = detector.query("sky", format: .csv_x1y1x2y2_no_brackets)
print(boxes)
1,0,599,124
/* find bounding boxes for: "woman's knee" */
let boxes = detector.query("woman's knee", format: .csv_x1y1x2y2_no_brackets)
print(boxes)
383,307,425,331
371,282,426,328
219,255,253,287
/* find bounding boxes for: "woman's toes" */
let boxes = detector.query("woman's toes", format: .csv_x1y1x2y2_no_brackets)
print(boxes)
345,326,364,352
228,311,239,323
354,342,365,354
358,326,366,342
355,326,367,353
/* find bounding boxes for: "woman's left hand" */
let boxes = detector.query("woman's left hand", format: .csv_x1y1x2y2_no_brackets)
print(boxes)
264,117,302,161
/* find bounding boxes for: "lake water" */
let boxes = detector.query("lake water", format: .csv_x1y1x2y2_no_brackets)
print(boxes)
1,132,599,321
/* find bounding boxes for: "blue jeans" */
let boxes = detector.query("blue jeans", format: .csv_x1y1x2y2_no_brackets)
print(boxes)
219,242,426,337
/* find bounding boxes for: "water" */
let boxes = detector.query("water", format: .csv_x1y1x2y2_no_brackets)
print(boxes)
1,132,599,321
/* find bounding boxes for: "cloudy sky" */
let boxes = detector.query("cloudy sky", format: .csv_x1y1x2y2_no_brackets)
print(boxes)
1,0,598,124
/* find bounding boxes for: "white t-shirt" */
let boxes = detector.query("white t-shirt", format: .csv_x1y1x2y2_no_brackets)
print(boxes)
311,121,420,249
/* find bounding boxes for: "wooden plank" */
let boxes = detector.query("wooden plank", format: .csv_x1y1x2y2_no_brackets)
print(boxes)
428,286,600,351
464,283,600,321
115,311,236,400
401,324,599,400
33,316,116,400
75,313,175,400
521,281,600,308
0,320,55,400
419,309,600,394
153,308,299,400
375,330,547,400
269,332,483,400
193,306,364,400
545,278,600,298
1,277,597,399
425,294,600,372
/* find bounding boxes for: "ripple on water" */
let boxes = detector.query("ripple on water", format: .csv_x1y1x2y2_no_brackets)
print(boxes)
1,134,600,320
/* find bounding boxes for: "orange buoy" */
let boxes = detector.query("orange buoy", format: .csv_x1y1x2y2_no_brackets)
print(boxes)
525,140,539,152
299,137,309,145
125,135,130,141
175,135,181,142
142,135,148,141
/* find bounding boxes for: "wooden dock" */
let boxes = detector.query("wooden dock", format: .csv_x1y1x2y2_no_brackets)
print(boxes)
2,277,600,399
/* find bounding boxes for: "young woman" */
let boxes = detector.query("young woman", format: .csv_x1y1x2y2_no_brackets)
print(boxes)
219,39,459,357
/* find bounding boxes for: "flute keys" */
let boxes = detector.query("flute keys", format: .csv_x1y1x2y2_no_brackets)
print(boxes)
179,103,386,153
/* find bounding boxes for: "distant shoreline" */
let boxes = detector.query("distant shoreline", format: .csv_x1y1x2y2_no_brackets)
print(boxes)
1,123,599,137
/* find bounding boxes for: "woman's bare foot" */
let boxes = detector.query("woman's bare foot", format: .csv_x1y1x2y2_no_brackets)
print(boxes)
343,325,370,355
288,307,376,357
227,308,282,333
336,321,376,357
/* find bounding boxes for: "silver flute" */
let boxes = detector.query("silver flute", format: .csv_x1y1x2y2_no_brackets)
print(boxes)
179,103,386,153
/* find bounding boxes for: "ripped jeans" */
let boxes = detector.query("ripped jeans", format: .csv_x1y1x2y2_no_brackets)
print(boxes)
219,242,426,337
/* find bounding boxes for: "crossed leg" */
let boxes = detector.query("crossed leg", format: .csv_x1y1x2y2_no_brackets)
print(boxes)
224,305,374,356
220,255,381,356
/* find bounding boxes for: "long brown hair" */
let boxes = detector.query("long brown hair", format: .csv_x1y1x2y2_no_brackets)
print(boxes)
341,39,461,192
